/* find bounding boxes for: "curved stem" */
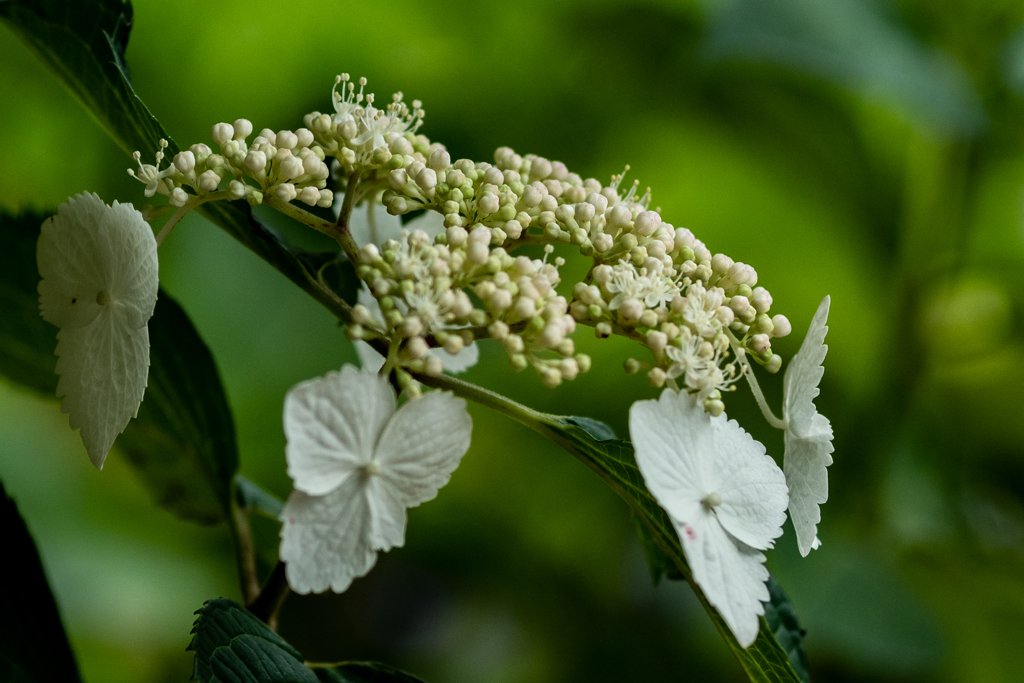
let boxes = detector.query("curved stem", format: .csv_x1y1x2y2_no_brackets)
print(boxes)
248,561,290,631
227,482,261,605
155,191,230,246
727,331,787,430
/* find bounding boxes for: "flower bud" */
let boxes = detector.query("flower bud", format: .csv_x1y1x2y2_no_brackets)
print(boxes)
711,253,734,275
771,314,792,338
169,187,189,207
198,170,220,191
298,186,320,206
227,180,246,200
607,205,631,228
635,210,661,237
173,150,195,173
749,334,770,355
751,287,772,313
428,147,451,171
407,336,429,359
233,118,253,140
211,122,233,146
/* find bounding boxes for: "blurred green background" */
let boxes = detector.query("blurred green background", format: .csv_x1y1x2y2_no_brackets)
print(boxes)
5,0,1024,680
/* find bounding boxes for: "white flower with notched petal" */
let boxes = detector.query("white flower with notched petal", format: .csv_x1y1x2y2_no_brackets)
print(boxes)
37,192,159,469
782,295,834,557
630,390,788,647
279,365,472,594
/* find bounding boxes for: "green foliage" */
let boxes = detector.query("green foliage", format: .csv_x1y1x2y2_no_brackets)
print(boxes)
0,210,60,394
190,598,426,683
0,209,238,523
541,415,811,683
0,480,81,683
0,0,164,158
0,0,360,321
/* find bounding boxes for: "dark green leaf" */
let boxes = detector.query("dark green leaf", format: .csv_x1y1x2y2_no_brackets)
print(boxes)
235,474,284,519
0,2,359,325
0,210,238,524
765,575,811,683
563,415,617,441
190,599,425,683
535,415,810,683
190,598,315,683
0,0,172,158
0,481,82,683
117,291,239,523
0,209,59,395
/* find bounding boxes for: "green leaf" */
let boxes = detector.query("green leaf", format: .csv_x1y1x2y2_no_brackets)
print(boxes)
535,414,810,683
0,2,360,325
0,0,171,158
0,480,82,683
765,576,811,683
235,474,284,520
117,291,239,523
190,599,426,683
0,210,60,395
0,209,238,524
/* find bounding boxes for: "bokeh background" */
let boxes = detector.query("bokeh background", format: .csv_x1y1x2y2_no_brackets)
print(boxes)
4,0,1024,680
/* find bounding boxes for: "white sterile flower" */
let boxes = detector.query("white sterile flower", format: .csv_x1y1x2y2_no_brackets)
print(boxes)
279,365,472,594
782,296,834,557
37,193,159,469
630,390,789,648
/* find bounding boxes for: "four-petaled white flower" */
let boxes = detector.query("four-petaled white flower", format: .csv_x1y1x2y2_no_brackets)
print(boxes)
782,296,834,556
37,193,159,469
630,389,789,647
279,365,472,594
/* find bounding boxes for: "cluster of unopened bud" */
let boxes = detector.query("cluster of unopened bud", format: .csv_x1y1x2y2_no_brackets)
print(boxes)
128,119,334,210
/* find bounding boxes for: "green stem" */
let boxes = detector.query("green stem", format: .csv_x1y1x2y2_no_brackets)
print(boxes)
248,561,290,631
264,195,359,258
155,191,230,246
726,331,787,430
227,481,261,605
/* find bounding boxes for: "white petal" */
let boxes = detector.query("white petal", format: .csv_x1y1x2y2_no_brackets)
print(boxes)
284,366,395,496
677,512,770,648
629,390,712,525
336,194,403,246
782,296,834,556
279,476,377,594
783,296,830,436
365,475,408,551
784,413,834,557
37,193,158,468
432,342,479,374
404,209,446,241
708,415,788,551
374,391,472,507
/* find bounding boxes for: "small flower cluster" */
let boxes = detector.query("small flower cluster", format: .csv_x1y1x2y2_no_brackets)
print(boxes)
128,119,334,210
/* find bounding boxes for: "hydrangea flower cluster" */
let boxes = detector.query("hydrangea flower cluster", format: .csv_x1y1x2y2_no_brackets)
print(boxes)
36,71,835,652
